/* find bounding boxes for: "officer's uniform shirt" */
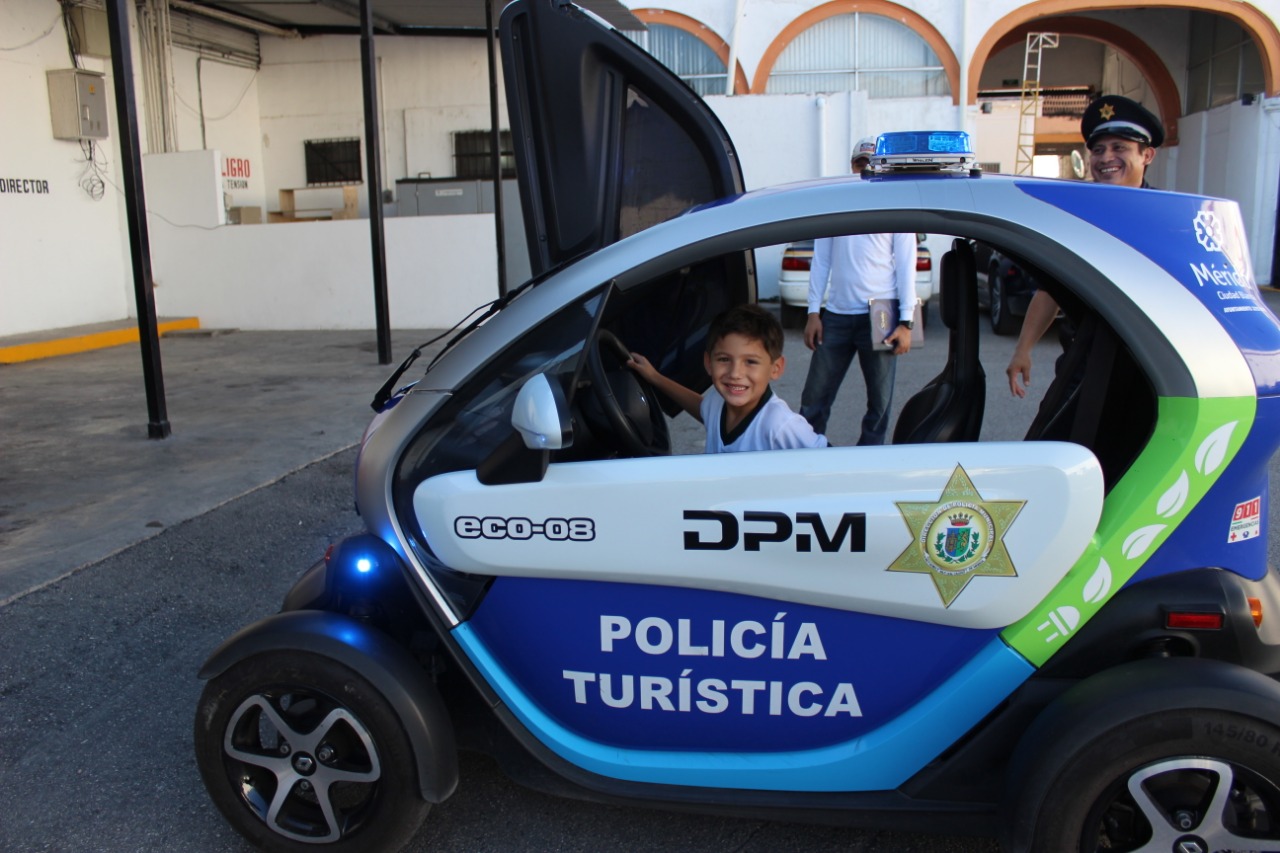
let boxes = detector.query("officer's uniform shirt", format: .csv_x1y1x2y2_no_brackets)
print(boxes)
702,387,829,453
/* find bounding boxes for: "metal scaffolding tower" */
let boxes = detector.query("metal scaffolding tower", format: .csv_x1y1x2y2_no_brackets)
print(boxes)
1014,32,1059,176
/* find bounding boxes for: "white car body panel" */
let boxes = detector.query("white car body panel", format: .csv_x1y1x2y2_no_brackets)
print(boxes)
415,441,1104,630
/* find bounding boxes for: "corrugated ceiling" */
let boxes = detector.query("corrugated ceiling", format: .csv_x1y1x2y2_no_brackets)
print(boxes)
182,0,643,34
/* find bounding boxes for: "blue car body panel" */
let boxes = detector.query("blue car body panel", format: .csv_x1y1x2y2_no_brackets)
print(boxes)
456,582,1034,790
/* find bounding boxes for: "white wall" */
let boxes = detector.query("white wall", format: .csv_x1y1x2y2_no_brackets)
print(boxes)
143,149,224,228
256,35,503,218
1174,98,1280,283
170,52,266,214
0,0,132,337
147,214,498,330
0,3,267,337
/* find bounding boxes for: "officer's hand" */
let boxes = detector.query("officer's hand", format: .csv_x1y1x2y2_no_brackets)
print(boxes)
1007,351,1032,398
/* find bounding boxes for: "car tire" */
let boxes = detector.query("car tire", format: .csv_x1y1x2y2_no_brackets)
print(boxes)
919,299,929,331
195,651,431,853
1012,709,1280,853
780,303,806,330
989,272,1019,336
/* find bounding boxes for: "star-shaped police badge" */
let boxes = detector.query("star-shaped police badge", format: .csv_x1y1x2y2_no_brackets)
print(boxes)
889,465,1025,607
1099,103,1115,120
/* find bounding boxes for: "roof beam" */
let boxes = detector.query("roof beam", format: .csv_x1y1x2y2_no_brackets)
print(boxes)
315,0,398,34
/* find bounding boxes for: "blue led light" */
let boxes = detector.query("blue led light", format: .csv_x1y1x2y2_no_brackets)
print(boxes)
868,130,977,175
355,557,374,574
876,130,972,157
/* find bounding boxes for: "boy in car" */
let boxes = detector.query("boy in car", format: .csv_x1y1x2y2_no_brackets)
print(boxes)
627,304,827,453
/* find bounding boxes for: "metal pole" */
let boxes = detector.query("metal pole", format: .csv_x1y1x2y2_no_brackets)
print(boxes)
725,0,745,96
486,0,508,297
1272,163,1280,288
957,0,967,131
360,0,392,364
105,0,170,438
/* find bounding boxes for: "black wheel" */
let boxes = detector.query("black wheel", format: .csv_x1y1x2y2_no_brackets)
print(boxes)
1017,710,1280,853
780,303,806,330
990,270,1018,336
195,652,430,853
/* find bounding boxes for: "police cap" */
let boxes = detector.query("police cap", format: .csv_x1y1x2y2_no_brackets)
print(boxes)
1081,95,1164,148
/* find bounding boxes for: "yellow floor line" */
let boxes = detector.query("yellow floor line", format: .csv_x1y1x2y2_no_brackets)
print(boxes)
0,318,201,364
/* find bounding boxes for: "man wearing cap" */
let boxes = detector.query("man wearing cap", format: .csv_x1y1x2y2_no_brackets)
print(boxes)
1006,95,1164,399
799,136,916,445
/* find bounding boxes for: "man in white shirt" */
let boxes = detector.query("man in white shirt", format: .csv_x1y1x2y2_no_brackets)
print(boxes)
799,138,916,445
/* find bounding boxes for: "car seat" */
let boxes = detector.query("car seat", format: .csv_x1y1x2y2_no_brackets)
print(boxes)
1023,311,1155,491
892,239,986,444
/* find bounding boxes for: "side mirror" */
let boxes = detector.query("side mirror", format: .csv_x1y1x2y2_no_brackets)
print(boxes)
477,374,572,486
512,373,573,450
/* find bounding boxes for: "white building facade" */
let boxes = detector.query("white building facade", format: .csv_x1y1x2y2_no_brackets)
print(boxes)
1,0,1278,335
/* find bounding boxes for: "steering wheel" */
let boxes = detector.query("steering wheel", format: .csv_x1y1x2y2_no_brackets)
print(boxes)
585,330,671,456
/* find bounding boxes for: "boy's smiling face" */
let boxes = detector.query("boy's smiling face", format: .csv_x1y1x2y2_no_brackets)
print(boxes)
704,332,785,418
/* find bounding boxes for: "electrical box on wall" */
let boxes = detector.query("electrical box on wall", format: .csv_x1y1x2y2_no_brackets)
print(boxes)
47,69,108,140
66,6,112,59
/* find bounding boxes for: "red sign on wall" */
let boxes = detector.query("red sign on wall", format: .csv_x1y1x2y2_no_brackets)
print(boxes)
222,157,251,189
222,158,251,178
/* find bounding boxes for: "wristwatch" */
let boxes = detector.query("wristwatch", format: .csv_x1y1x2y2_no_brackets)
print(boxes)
898,320,914,331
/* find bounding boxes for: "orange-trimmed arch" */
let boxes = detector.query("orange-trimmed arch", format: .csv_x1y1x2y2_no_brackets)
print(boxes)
629,8,750,95
989,16,1184,146
750,0,961,103
970,2,1280,140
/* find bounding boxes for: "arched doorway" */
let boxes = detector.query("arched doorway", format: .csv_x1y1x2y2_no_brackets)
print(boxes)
970,1,1280,113
751,0,960,101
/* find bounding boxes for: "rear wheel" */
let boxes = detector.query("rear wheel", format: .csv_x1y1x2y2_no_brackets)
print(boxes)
780,302,807,330
989,269,1018,335
1017,710,1280,853
195,652,430,853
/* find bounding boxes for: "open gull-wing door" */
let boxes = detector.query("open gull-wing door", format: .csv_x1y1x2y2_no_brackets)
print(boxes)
499,0,751,293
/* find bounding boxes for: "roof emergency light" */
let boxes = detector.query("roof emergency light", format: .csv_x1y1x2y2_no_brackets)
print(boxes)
870,131,979,175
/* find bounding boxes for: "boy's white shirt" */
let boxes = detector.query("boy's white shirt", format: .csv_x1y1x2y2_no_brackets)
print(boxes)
701,388,828,453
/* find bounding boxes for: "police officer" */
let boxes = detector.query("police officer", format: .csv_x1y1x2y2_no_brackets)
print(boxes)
1006,95,1164,398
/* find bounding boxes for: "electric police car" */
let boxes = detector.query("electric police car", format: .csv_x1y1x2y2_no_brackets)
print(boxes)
193,2,1280,851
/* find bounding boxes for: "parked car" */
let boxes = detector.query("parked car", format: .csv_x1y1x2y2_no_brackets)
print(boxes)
194,3,1280,852
778,234,933,329
973,241,1037,335
777,239,813,328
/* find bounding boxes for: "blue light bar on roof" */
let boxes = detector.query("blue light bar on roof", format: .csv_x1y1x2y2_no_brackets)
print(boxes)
876,131,972,156
870,130,978,174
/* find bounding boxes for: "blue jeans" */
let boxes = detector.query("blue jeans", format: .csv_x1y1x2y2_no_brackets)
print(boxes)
799,310,897,445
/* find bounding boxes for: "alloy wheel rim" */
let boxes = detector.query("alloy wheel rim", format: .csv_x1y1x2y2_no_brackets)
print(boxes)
222,690,382,843
1086,756,1280,852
